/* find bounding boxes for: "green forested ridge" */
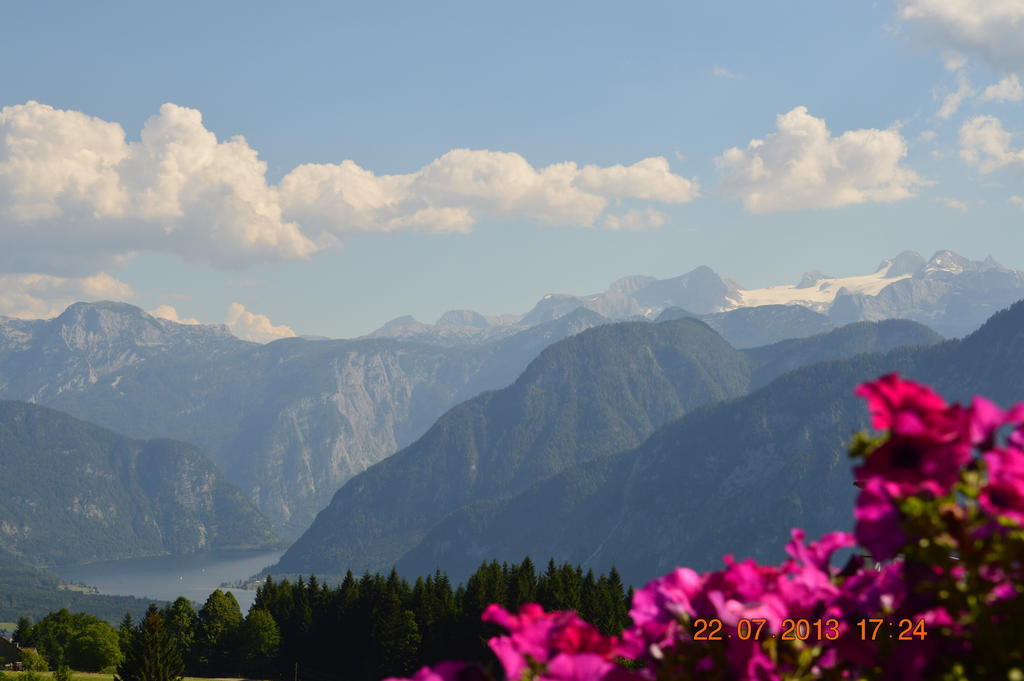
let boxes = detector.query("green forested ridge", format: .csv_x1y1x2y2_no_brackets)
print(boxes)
401,300,1024,585
0,401,278,568
275,316,940,577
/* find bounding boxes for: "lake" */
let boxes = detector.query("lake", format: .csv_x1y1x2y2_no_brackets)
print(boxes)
53,550,285,612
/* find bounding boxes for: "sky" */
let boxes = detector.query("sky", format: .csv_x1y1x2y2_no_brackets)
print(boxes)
2,0,1024,341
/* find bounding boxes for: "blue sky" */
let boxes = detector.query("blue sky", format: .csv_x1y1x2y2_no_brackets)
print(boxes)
2,1,1023,339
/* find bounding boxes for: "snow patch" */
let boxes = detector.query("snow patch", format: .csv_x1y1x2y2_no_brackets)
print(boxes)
732,268,910,312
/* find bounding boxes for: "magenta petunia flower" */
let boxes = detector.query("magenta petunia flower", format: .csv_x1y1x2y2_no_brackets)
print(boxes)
855,373,950,433
979,447,1024,525
854,478,907,561
622,567,704,655
382,661,486,681
482,603,627,681
854,374,974,496
784,528,854,573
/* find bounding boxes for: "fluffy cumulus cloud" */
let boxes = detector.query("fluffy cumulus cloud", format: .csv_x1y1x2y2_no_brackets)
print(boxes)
149,304,200,325
224,302,296,343
959,115,1024,172
0,272,133,319
1010,195,1024,208
939,197,969,211
898,0,1024,71
980,74,1024,102
716,106,926,213
0,101,699,276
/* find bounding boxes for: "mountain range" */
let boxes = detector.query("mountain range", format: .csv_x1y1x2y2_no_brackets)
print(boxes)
389,301,1024,584
272,316,942,578
368,250,1024,343
0,302,613,537
2,247,1021,562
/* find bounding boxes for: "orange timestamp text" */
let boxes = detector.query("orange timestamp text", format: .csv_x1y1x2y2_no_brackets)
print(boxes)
690,617,928,642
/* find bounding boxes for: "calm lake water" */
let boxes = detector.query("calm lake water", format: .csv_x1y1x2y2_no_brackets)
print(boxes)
53,550,285,612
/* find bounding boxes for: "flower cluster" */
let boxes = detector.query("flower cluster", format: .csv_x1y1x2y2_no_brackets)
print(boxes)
387,374,1024,681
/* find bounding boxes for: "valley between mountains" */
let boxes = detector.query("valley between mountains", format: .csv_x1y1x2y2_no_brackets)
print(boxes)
3,249,1024,616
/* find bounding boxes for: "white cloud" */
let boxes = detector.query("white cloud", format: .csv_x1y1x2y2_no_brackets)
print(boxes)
939,197,969,211
899,0,1024,72
0,101,699,276
980,74,1024,102
225,302,296,343
601,208,668,231
918,130,938,142
0,272,133,319
716,106,927,213
936,69,975,119
149,304,200,325
712,65,743,79
1010,195,1024,208
959,115,1024,172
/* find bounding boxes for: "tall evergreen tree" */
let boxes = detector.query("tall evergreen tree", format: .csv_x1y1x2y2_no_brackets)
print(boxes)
114,606,184,681
159,598,196,671
13,617,31,646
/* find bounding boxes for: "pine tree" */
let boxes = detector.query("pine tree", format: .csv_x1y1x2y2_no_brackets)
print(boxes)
13,617,32,646
117,614,134,658
114,606,184,681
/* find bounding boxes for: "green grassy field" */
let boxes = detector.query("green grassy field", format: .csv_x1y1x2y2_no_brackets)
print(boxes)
3,673,257,681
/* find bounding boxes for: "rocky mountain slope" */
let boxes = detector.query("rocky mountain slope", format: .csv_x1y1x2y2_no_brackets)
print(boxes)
0,401,278,567
274,317,941,576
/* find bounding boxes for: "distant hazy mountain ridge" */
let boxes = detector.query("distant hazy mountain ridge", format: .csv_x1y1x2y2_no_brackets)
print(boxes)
368,250,1024,343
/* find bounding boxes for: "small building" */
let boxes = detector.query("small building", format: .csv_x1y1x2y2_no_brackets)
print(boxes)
0,637,35,670
0,636,21,667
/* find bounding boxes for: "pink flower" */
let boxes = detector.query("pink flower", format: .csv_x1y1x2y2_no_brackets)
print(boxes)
855,374,972,496
855,433,968,496
855,373,950,433
979,447,1024,525
971,396,1024,448
482,604,626,681
702,557,788,632
854,477,907,560
383,662,486,681
785,529,854,573
623,567,703,655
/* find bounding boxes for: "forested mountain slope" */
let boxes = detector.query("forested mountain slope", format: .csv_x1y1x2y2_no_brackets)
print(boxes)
398,301,1024,584
0,401,277,567
275,316,940,576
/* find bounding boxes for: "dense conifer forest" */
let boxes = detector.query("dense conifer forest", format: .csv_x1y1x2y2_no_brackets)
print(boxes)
11,559,630,681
